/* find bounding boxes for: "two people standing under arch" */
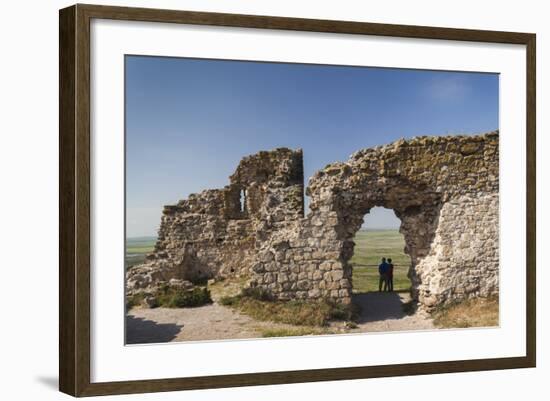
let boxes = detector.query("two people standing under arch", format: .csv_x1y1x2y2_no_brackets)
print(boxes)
378,257,394,292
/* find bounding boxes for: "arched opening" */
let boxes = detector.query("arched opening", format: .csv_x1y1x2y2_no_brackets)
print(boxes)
239,189,246,213
331,179,444,311
350,207,412,295
345,206,418,323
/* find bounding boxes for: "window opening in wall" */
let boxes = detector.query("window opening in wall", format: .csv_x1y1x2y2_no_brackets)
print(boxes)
239,189,246,213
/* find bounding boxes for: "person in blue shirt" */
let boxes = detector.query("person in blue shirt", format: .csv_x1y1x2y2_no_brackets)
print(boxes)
387,258,394,292
378,257,389,292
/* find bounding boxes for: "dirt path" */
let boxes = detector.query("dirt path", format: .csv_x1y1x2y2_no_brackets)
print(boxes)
126,291,433,344
127,303,259,343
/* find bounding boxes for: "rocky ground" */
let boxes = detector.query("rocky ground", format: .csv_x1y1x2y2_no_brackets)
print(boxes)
126,291,434,344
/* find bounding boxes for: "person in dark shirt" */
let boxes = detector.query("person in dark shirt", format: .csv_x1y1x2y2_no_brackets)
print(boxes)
387,258,394,292
378,257,389,292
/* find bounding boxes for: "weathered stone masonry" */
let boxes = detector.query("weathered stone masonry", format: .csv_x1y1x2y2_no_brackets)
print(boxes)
126,148,304,290
127,132,499,310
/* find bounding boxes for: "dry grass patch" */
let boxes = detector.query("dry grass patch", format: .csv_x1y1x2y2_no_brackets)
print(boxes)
433,296,499,328
208,276,249,301
261,327,334,338
126,293,145,310
126,287,212,310
220,287,359,327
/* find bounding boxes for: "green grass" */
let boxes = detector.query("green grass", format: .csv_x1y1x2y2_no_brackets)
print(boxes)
126,236,156,269
156,286,213,308
350,229,411,293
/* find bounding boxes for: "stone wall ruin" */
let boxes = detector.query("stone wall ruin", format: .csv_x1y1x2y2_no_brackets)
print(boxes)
126,131,499,310
126,148,304,288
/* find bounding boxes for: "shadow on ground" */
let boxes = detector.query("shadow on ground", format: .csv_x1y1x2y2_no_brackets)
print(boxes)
35,376,58,390
126,315,184,344
353,292,408,324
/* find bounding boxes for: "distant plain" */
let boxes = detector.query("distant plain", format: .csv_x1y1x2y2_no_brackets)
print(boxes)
126,229,411,293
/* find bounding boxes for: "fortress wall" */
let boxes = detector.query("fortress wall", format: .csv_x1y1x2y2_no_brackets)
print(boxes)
249,132,499,307
127,132,499,310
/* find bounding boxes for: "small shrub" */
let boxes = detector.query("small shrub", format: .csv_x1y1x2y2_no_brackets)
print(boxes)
157,287,213,308
126,293,145,310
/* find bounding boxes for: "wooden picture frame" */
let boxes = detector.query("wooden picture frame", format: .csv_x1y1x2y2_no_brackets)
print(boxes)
59,3,536,397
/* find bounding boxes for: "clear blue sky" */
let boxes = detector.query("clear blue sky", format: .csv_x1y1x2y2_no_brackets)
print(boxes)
126,56,498,237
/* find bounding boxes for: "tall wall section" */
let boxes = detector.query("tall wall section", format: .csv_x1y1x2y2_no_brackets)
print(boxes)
249,132,499,308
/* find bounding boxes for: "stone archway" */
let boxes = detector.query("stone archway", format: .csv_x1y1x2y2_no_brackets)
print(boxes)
250,132,499,310
306,172,445,307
